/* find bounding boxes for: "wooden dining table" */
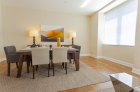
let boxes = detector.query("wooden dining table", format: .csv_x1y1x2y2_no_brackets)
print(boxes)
16,47,79,78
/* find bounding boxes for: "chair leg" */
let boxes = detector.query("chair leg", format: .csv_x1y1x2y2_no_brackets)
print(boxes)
62,62,64,68
7,63,10,76
53,63,54,76
28,61,30,67
30,60,32,67
74,59,79,64
69,59,72,63
27,55,31,67
26,61,29,73
33,65,35,79
36,65,38,71
48,64,50,77
65,62,67,74
73,59,75,64
16,62,18,68
30,56,32,67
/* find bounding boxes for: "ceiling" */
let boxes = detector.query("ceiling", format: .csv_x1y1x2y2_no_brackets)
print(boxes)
0,0,113,15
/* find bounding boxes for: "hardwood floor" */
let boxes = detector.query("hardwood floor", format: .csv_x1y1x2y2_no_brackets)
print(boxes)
1,56,140,92
61,56,140,92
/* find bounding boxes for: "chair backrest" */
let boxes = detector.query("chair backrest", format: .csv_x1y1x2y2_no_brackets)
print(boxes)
52,47,67,63
31,47,50,65
72,45,81,58
4,46,16,55
4,46,18,62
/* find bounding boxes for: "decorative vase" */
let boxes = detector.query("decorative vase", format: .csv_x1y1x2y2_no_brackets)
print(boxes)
57,38,61,47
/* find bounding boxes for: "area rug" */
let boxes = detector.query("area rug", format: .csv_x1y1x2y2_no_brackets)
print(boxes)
91,87,115,92
0,61,110,92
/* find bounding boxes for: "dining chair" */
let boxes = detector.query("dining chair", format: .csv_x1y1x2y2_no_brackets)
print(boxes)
52,47,67,76
4,46,30,76
31,47,50,79
68,45,81,64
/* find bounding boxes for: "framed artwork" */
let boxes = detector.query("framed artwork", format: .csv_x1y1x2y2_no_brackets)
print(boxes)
41,25,64,42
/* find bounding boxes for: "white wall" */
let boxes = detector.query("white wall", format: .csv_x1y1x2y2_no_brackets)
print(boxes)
0,5,90,58
90,12,104,58
90,13,98,56
97,12,105,57
102,45,134,64
133,0,140,70
90,11,134,64
0,5,4,59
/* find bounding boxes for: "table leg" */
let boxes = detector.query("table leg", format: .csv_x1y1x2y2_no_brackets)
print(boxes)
130,89,134,92
73,51,79,71
17,53,24,78
110,76,133,92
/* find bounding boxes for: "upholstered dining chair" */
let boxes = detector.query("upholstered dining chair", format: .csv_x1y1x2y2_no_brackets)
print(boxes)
68,45,81,63
4,46,29,76
52,47,67,76
31,47,50,79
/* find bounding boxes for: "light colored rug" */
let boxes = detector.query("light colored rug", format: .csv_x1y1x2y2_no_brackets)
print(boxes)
0,61,110,92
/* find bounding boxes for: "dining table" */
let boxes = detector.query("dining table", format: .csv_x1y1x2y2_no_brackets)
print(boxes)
16,47,79,78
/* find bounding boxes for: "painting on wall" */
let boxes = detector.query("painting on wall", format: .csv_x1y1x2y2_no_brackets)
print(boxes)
41,25,64,42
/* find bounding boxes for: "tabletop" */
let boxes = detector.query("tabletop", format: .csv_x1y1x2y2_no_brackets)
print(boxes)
17,47,79,53
110,72,140,88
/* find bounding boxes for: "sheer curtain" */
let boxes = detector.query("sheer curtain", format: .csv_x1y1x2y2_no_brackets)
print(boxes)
104,0,138,46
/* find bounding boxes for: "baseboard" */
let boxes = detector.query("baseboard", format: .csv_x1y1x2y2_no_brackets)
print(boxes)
0,58,6,62
91,55,97,58
102,56,133,68
132,68,140,75
91,55,102,59
80,54,91,56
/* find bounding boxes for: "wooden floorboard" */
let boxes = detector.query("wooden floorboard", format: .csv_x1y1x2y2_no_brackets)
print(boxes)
62,56,140,92
1,56,140,92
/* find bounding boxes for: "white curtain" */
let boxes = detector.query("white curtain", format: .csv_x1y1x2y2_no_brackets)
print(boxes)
104,0,138,46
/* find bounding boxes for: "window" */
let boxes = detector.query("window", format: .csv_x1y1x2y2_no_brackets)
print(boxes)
104,0,138,46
